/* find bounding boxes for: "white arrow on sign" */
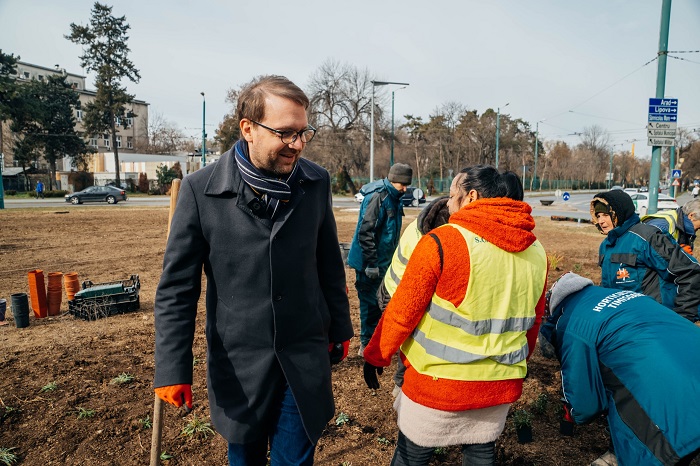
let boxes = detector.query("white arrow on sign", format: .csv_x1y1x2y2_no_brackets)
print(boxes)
647,122,677,130
647,138,676,147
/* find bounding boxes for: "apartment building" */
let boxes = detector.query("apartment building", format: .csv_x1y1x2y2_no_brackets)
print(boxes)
1,61,149,171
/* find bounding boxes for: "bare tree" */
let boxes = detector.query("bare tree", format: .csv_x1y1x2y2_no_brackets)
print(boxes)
136,111,185,154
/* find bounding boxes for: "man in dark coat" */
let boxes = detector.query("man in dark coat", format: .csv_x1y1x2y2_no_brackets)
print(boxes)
154,75,353,465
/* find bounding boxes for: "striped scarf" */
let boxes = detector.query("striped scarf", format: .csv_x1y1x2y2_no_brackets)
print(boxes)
233,139,298,219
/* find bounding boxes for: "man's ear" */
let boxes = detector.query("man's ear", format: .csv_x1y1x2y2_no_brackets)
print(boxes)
240,119,254,142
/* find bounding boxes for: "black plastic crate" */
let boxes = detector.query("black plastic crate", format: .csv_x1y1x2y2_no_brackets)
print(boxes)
68,275,141,321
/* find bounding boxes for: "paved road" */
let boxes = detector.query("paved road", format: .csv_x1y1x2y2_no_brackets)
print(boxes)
4,191,693,218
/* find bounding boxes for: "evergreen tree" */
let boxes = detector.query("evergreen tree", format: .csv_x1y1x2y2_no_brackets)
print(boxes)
66,2,140,187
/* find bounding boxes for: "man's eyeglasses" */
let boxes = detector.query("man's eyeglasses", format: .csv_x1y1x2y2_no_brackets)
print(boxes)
251,120,317,144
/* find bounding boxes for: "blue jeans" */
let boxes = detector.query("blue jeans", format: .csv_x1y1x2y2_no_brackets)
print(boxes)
391,430,495,466
227,384,314,466
355,271,383,345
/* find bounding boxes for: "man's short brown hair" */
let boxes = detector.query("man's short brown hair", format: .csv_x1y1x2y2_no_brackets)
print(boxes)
236,75,309,123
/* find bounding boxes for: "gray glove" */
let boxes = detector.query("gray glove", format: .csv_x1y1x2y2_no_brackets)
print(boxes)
364,267,380,280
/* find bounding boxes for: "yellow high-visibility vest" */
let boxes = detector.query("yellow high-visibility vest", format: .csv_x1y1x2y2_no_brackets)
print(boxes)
401,224,547,381
641,210,680,241
384,219,422,297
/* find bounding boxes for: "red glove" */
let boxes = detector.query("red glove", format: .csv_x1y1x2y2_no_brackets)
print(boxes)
328,340,350,365
681,244,693,255
562,403,574,422
155,384,193,409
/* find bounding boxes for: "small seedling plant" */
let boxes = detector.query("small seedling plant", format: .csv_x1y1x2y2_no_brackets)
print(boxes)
138,415,152,429
110,373,134,385
512,409,533,429
181,415,215,439
530,393,549,415
335,412,349,426
0,447,18,466
40,381,57,393
75,407,96,420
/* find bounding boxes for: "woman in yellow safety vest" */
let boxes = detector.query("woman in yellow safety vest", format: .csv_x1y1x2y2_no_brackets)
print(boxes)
363,165,548,466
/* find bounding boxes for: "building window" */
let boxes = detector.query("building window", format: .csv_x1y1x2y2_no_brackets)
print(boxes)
127,136,133,149
115,116,121,127
116,135,122,148
37,74,44,81
21,71,30,80
89,136,98,148
76,110,83,122
103,133,110,148
126,117,134,127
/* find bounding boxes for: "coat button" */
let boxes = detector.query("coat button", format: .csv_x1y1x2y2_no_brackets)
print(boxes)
274,295,282,301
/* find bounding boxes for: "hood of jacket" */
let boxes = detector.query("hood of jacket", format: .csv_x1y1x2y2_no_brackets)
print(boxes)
417,196,450,235
590,190,636,234
449,197,537,253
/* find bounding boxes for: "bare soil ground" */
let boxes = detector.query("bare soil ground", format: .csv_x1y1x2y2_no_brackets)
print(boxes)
0,205,697,465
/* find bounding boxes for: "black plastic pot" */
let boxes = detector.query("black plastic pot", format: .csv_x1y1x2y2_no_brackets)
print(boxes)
0,298,6,321
11,293,30,328
516,426,533,444
560,419,575,436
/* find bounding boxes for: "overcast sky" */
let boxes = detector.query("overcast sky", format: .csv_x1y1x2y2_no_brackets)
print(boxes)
2,0,699,158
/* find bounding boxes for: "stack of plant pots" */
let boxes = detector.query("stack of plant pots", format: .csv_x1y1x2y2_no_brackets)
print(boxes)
47,272,64,316
64,272,81,301
27,269,48,318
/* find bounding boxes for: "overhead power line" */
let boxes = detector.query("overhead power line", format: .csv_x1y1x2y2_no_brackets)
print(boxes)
668,55,700,65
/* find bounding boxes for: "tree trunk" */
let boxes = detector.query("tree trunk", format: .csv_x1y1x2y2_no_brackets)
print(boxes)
111,118,121,186
49,159,57,191
414,140,422,190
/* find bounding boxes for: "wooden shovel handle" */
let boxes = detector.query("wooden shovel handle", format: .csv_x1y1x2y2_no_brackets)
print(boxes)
150,178,182,465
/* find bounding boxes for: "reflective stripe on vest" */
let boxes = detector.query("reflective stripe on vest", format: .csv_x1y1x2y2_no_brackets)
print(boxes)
384,220,422,296
401,224,547,381
641,210,679,241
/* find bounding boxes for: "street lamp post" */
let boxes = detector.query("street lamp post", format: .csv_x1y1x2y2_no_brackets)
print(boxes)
390,86,407,167
370,80,409,182
533,121,541,191
495,102,509,169
201,92,206,167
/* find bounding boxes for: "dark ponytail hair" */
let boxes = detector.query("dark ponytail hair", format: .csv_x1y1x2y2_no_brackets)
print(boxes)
457,165,524,201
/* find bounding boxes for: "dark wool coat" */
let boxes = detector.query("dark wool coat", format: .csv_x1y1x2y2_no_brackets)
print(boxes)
154,148,353,444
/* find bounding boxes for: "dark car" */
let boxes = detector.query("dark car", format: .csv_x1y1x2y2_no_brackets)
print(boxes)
65,185,127,205
402,187,426,207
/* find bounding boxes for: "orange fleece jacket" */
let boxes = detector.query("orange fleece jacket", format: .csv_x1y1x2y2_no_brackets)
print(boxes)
364,198,547,411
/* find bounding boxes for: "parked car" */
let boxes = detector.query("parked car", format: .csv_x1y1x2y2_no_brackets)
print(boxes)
402,187,426,207
638,186,649,192
65,185,127,205
628,193,678,216
623,188,638,195
353,187,427,207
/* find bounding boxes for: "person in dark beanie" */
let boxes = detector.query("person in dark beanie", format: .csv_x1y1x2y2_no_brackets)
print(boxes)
538,272,700,466
377,196,450,393
348,163,413,356
590,189,700,323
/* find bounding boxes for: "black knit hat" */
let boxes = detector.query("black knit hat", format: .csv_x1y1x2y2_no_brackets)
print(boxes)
590,190,636,233
388,163,413,185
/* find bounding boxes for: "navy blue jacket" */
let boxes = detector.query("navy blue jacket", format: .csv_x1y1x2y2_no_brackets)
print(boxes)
347,179,403,276
540,285,700,465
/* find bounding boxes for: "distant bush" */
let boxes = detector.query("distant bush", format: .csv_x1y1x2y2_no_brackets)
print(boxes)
44,190,69,198
138,173,149,193
4,190,17,196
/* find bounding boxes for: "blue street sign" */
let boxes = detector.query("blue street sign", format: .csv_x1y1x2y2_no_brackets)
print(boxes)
649,98,678,106
672,169,682,178
648,114,678,122
562,192,570,201
649,106,677,114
